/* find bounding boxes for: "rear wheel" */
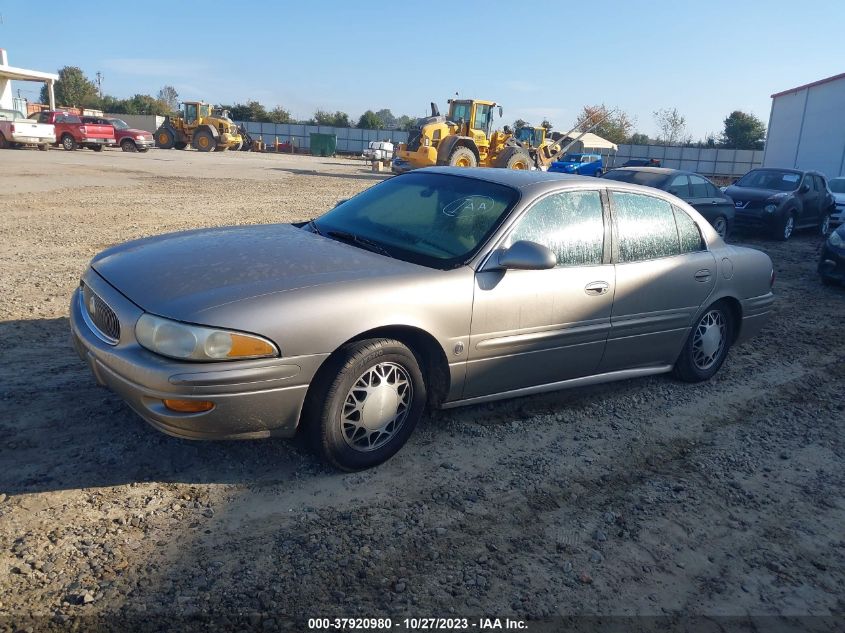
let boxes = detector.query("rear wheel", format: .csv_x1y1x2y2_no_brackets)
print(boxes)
673,302,734,382
156,128,175,149
213,143,228,152
91,145,104,152
0,133,7,149
712,215,729,239
496,147,532,170
192,128,216,152
305,338,426,471
594,168,603,177
38,144,49,151
447,146,477,168
61,134,77,151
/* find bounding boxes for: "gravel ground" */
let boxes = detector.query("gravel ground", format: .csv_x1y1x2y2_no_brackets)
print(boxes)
1,148,843,631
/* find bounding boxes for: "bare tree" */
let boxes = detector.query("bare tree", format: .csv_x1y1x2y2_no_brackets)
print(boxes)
653,107,687,146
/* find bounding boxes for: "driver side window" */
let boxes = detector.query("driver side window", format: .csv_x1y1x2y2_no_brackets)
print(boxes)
506,190,605,267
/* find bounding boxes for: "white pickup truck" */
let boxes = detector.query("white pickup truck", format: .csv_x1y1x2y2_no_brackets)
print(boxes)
0,108,55,150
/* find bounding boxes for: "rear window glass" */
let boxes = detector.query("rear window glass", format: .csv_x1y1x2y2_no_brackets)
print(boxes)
611,191,679,262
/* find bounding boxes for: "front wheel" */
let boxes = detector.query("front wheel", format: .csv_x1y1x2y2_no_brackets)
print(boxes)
594,169,603,177
447,146,477,168
775,213,795,241
820,212,832,237
91,145,104,152
673,302,734,383
305,338,427,471
121,139,137,152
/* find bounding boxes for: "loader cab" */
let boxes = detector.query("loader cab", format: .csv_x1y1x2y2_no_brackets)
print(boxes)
516,126,545,148
181,102,212,124
448,99,502,139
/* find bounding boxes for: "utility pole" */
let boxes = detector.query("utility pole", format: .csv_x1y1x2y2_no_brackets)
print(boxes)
95,72,104,98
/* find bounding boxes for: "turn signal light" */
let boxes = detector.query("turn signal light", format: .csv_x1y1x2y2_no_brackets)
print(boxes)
163,399,214,413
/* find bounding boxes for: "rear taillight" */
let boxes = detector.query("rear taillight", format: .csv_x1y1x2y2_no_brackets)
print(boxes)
9,124,14,133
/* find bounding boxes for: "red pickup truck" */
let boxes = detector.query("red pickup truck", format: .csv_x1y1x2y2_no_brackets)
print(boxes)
30,110,115,151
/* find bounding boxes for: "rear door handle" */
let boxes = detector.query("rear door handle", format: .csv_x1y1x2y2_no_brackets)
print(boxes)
694,269,711,282
585,281,609,295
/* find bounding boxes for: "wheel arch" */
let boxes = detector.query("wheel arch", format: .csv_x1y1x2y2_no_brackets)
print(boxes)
700,294,743,344
301,324,451,430
436,135,479,165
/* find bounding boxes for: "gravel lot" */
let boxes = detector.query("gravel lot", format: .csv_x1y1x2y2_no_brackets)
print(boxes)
1,148,843,630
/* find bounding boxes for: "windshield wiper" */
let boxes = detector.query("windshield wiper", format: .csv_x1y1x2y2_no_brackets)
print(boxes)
325,230,393,258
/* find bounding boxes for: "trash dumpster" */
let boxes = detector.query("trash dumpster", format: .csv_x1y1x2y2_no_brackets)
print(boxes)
310,133,337,157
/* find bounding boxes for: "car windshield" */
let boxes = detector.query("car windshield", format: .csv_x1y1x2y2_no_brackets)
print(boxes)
602,169,668,188
735,169,801,191
313,172,519,269
109,119,129,129
828,178,845,194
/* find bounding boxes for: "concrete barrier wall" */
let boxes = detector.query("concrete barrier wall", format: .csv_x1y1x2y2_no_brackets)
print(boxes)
609,144,764,177
236,121,409,154
105,114,165,133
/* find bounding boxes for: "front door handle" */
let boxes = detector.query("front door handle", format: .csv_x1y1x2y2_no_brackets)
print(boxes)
585,281,609,295
694,269,712,282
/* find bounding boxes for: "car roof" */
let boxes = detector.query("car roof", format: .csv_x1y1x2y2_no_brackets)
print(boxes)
415,166,601,189
608,166,679,175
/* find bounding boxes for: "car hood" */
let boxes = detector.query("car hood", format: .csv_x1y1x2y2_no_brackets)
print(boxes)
91,224,423,319
832,192,845,204
121,128,152,136
724,185,788,202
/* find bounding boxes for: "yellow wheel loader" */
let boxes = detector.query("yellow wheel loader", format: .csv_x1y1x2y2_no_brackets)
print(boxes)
155,101,243,152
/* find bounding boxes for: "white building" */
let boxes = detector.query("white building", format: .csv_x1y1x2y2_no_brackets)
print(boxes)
0,48,58,112
763,72,845,177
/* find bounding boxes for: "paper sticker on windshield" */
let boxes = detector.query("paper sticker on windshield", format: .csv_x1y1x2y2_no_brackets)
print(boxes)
783,174,800,182
443,196,496,217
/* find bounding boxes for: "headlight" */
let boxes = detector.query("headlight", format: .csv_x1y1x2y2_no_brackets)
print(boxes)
830,231,844,247
135,314,278,361
136,135,146,140
423,137,431,147
764,204,778,213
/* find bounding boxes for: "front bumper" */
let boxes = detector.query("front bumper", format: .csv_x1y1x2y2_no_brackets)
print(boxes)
130,137,155,149
732,208,779,233
818,243,845,284
69,270,323,440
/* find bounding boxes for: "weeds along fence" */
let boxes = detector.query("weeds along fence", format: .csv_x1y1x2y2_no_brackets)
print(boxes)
235,121,409,155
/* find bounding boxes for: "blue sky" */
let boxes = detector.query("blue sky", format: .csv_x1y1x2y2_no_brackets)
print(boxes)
1,0,843,139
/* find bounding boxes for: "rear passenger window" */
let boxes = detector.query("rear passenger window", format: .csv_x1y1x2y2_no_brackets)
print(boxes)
668,175,690,198
611,192,679,262
507,190,604,267
674,207,705,253
689,175,709,198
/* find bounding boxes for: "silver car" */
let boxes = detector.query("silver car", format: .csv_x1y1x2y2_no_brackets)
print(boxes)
70,168,775,470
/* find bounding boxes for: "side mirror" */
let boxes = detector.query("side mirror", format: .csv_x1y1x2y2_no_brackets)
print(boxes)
496,241,557,270
498,106,503,118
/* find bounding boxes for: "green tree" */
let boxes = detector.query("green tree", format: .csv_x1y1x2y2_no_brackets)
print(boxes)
396,115,416,131
513,118,529,130
357,110,384,129
375,109,397,128
628,132,650,145
719,110,766,150
157,85,179,112
40,66,99,108
541,119,553,131
268,105,292,123
575,105,635,144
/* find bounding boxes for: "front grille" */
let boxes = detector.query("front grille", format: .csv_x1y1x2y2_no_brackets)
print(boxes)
81,283,120,343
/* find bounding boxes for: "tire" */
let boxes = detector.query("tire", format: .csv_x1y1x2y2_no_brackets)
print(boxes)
38,144,49,151
192,128,216,152
120,139,137,152
447,146,477,168
91,145,104,152
174,142,188,150
594,169,603,177
673,302,734,383
231,140,243,151
213,143,228,152
305,338,427,471
819,212,832,237
155,127,175,149
496,147,532,170
61,134,77,151
712,215,729,239
0,133,7,149
775,213,796,241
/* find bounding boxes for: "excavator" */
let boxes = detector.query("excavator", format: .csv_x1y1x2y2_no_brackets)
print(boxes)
155,101,243,152
392,99,613,173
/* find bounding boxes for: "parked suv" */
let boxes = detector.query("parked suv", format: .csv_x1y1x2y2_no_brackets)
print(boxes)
725,168,834,240
81,116,154,152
